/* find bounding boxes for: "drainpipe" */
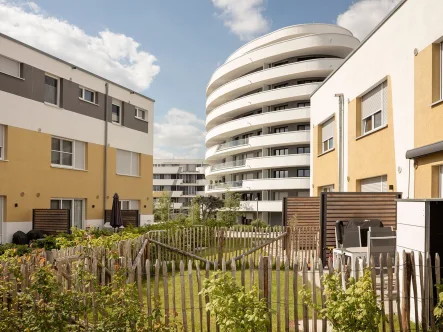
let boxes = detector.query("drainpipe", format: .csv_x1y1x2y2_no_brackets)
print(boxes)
103,83,109,219
335,94,344,192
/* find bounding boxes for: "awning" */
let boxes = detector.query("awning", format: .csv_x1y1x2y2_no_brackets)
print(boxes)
406,140,443,159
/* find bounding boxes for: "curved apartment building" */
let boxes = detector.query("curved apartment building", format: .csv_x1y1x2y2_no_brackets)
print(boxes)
204,24,359,225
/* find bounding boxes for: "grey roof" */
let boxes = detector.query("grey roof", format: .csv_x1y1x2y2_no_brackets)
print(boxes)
0,32,155,102
406,140,443,159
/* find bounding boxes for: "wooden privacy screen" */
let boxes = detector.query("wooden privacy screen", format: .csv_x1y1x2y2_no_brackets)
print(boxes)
320,192,402,262
283,197,320,227
32,209,71,234
104,210,139,228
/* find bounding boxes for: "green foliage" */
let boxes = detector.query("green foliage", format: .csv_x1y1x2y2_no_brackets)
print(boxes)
300,269,382,332
193,195,224,222
0,243,32,257
154,190,173,222
251,219,267,228
200,272,269,332
434,283,443,326
217,191,241,227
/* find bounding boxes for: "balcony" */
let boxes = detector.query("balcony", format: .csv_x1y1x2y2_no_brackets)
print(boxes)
217,138,249,151
207,181,243,190
153,179,183,186
153,166,180,174
210,159,246,172
206,177,310,192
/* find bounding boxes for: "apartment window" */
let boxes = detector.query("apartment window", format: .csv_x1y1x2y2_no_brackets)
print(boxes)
112,100,122,124
153,185,164,191
45,75,59,105
297,146,310,154
297,102,310,108
135,108,147,121
51,199,84,229
257,131,262,136
120,200,139,210
116,149,139,176
79,87,97,104
274,126,288,133
297,124,310,131
51,137,85,170
274,104,288,111
361,81,388,134
320,185,334,193
360,175,388,192
273,83,288,89
272,60,288,67
274,192,288,200
321,118,335,153
0,124,4,160
0,54,20,78
153,174,162,179
274,170,289,178
297,169,310,177
274,148,288,156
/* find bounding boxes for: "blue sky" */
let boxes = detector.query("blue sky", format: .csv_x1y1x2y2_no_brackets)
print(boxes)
0,0,399,158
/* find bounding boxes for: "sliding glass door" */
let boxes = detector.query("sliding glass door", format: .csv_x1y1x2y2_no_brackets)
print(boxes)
51,198,84,229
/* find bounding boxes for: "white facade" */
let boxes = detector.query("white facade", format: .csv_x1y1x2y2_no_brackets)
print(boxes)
205,24,359,225
309,0,443,197
153,159,207,214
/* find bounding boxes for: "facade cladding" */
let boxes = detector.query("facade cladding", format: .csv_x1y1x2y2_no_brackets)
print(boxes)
0,33,154,243
153,159,207,215
204,24,359,225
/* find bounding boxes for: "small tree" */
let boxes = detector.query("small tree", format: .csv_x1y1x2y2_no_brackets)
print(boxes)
193,195,224,222
217,190,241,227
188,197,202,224
154,190,172,222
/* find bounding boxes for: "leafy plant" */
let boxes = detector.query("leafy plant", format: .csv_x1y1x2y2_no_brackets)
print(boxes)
217,191,241,227
251,219,267,228
200,272,269,332
300,269,382,332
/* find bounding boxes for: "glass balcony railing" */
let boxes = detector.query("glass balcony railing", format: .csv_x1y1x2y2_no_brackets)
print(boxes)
210,159,246,171
217,138,249,151
208,181,243,190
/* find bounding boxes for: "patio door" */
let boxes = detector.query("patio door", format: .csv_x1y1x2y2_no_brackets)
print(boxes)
0,197,3,244
51,198,84,229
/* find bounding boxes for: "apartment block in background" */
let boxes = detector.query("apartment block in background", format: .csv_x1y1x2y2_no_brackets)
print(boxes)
153,159,207,214
310,0,443,199
0,33,154,243
204,24,359,225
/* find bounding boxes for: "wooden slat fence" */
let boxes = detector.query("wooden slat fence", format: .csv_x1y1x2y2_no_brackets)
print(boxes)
284,197,321,228
32,209,71,234
104,209,140,227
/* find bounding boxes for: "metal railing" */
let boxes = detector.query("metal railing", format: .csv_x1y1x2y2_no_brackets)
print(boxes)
207,181,243,190
217,138,249,151
210,159,246,171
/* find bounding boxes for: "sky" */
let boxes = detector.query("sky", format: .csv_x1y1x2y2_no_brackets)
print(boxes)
0,0,400,159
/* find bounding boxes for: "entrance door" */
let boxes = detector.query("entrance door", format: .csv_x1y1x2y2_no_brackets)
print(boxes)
0,197,3,244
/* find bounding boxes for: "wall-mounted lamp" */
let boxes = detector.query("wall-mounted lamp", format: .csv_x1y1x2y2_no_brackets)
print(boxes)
72,66,77,69
14,203,18,207
20,192,25,197
92,205,95,208
36,193,40,198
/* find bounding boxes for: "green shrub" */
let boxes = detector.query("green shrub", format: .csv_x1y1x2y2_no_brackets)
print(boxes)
251,219,267,228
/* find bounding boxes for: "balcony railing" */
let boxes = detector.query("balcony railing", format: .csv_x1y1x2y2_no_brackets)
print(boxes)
208,181,243,190
210,159,246,171
217,138,249,151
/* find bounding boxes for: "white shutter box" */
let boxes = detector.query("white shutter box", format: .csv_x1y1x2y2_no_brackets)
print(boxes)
117,149,131,175
360,175,387,192
382,81,388,125
0,55,20,78
321,118,334,140
131,152,139,176
361,81,388,122
74,141,85,170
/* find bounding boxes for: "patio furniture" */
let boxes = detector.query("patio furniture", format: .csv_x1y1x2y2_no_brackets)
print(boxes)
333,226,362,269
367,226,396,267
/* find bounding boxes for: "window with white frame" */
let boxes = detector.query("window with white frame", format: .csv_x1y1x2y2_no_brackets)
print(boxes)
50,198,84,229
297,102,310,108
45,75,59,105
0,55,21,78
274,170,289,178
0,124,4,160
297,169,310,177
51,137,86,170
273,83,288,89
112,100,122,124
79,87,97,104
297,146,310,154
320,185,334,193
273,148,288,156
297,124,310,131
135,108,147,121
361,81,388,134
274,126,288,133
274,104,288,111
120,200,139,210
321,118,334,153
116,149,139,176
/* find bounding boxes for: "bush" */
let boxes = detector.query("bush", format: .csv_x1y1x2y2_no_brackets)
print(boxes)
300,269,382,332
200,272,269,332
251,219,267,228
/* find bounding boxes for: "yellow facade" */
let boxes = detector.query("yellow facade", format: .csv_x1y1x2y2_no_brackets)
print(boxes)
0,125,152,223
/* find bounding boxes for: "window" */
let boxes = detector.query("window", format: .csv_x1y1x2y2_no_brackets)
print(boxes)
360,175,388,192
45,75,59,105
274,148,288,156
361,81,388,134
112,100,122,124
0,55,20,78
297,124,310,131
51,199,84,229
120,200,139,210
273,83,288,89
274,192,288,200
274,126,288,133
297,102,310,108
0,124,4,160
272,60,288,67
153,185,164,191
321,118,335,153
274,104,288,111
297,146,310,154
116,149,139,176
321,185,334,193
274,170,289,178
79,87,97,104
297,169,310,177
135,108,147,121
51,137,86,170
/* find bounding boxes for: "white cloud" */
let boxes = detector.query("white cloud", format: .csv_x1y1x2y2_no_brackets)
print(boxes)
337,0,400,41
0,1,160,91
154,108,206,159
212,0,271,41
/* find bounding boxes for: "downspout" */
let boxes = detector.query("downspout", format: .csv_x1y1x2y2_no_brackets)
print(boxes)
335,94,344,192
103,83,109,220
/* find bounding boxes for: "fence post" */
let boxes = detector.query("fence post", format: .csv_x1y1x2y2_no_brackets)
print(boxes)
285,226,291,262
218,228,225,267
263,256,271,332
401,251,412,332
